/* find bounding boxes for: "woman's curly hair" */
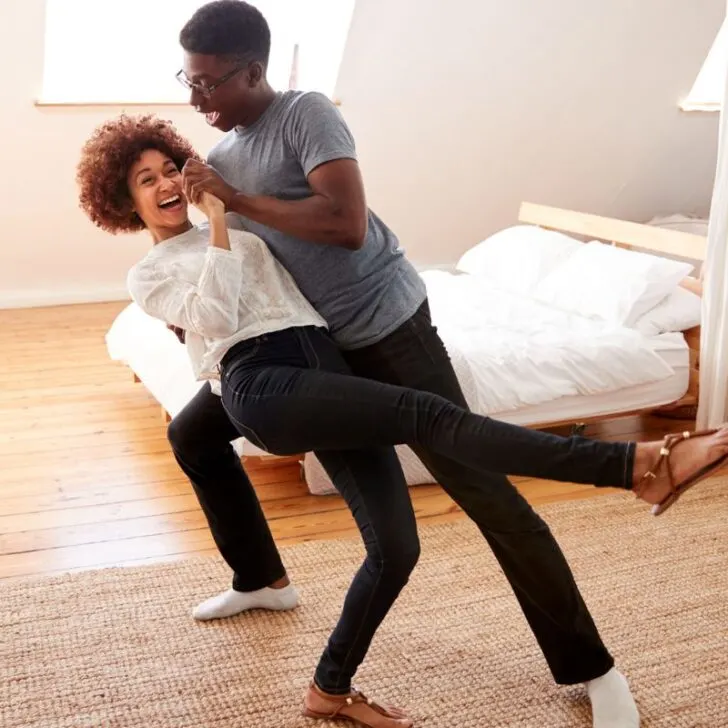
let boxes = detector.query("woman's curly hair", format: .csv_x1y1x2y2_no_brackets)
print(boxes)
76,114,201,234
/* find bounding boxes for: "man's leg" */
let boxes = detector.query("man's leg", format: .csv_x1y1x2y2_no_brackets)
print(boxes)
167,383,297,619
343,303,639,726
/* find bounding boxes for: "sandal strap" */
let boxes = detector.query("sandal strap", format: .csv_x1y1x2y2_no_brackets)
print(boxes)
637,431,689,496
351,691,392,716
310,685,394,719
637,428,721,496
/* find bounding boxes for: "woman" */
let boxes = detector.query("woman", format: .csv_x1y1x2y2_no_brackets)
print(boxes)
78,114,727,728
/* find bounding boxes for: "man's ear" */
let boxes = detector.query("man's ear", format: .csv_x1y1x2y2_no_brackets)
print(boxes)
248,61,264,87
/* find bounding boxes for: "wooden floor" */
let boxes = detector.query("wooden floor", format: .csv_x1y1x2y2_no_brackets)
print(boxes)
0,302,694,581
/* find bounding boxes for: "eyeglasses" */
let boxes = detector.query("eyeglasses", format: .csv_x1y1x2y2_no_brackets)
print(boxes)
175,65,246,99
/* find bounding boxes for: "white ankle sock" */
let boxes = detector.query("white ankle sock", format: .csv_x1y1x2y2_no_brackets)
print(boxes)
192,584,299,621
586,668,640,728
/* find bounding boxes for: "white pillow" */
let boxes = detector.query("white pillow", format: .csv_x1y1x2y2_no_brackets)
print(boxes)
456,225,583,294
632,286,702,337
532,241,694,326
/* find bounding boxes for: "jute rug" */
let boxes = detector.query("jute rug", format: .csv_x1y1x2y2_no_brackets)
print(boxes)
2,480,727,728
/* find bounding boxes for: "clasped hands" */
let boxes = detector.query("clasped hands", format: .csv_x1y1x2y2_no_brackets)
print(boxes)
181,159,236,208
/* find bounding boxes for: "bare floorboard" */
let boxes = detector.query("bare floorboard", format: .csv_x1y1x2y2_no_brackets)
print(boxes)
0,302,694,580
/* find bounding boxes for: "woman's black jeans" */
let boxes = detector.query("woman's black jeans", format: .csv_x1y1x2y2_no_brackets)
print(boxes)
219,323,635,694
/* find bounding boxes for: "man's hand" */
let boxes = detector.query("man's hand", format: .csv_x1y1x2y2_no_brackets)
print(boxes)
167,324,186,344
182,159,237,207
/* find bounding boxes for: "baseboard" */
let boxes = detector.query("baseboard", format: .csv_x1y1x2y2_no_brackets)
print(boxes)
0,286,130,310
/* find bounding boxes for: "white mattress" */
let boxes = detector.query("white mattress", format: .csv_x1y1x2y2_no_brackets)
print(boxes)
302,334,689,494
106,302,264,457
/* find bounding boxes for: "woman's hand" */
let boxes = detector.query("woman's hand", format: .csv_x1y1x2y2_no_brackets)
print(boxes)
190,191,232,252
191,191,226,220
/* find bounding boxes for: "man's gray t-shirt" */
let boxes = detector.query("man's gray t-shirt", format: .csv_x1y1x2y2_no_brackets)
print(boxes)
207,90,426,350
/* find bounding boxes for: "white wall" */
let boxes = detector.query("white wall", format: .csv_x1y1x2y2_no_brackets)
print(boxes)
0,0,221,308
0,0,723,306
337,0,724,265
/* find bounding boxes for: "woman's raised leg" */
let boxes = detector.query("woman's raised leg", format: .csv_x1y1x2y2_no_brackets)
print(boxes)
221,330,728,509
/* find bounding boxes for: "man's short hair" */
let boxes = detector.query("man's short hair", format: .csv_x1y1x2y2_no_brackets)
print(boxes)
180,1,271,65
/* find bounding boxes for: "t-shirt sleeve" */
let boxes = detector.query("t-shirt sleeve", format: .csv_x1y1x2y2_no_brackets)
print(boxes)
284,92,357,177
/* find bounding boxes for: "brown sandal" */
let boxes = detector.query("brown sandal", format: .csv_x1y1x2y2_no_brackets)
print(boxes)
635,429,728,516
302,682,413,727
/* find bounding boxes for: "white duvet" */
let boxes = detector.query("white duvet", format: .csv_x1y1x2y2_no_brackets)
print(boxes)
420,270,674,416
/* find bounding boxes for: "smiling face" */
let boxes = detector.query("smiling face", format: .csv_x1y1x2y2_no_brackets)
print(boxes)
127,149,191,242
179,1,273,132
181,52,265,132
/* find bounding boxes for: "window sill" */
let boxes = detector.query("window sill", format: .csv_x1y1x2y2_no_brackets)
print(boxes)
34,98,190,107
679,100,721,112
35,95,342,108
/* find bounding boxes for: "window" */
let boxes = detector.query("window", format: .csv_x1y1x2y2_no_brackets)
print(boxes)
681,16,727,111
39,0,355,105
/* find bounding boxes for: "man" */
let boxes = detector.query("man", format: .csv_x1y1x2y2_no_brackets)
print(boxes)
172,2,639,726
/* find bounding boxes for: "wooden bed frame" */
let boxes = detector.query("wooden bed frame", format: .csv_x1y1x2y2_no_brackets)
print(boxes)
132,202,708,437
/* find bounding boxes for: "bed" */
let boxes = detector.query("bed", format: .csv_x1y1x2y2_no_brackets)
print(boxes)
105,203,707,494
